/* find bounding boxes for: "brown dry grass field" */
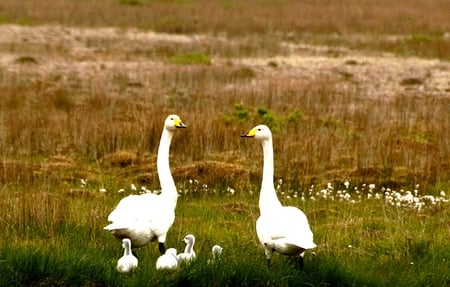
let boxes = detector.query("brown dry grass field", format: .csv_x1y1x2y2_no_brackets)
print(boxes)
0,0,449,192
0,1,449,286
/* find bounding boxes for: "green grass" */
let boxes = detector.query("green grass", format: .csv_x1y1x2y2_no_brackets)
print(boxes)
1,180,449,286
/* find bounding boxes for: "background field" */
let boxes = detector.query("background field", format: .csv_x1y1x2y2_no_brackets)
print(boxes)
0,0,449,286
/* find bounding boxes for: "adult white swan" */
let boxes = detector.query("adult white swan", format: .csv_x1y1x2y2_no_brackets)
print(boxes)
117,238,138,273
104,114,187,255
241,125,316,267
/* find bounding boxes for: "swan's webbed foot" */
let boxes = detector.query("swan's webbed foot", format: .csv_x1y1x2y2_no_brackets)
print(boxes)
158,242,166,255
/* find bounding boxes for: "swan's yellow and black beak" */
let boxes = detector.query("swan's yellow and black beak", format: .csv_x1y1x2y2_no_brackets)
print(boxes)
241,127,256,138
175,118,187,128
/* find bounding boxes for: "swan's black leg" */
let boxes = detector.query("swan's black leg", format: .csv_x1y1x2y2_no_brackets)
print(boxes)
287,255,304,270
296,255,304,270
158,242,166,255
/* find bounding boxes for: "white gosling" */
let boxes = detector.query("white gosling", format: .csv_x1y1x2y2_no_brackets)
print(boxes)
117,238,138,273
156,248,178,271
241,125,316,267
176,234,196,264
212,245,223,260
104,115,187,255
207,244,223,264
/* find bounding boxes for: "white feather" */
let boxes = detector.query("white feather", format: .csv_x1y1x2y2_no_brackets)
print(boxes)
156,248,178,271
211,245,223,259
117,238,138,273
104,115,187,253
242,125,316,262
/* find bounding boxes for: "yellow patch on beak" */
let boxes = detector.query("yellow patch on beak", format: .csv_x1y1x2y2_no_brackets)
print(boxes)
174,118,187,128
242,128,256,137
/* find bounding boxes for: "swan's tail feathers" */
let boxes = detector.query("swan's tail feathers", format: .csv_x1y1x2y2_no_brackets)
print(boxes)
303,241,317,250
104,222,128,231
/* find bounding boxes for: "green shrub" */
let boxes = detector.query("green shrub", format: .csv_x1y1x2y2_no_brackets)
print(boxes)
168,52,211,65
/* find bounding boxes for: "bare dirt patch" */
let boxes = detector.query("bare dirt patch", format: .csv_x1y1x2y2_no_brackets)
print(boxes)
0,24,448,100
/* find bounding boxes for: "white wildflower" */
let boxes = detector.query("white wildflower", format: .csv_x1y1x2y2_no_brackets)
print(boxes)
344,181,350,189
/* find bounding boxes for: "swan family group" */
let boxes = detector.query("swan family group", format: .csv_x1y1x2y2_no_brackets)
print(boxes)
104,114,316,273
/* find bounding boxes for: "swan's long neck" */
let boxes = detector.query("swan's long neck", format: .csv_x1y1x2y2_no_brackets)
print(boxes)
259,138,282,214
123,240,132,256
157,128,177,206
184,239,194,253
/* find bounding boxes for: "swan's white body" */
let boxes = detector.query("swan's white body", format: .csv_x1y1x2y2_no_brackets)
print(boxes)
104,115,187,254
242,125,316,263
176,234,196,264
156,248,178,270
117,238,138,273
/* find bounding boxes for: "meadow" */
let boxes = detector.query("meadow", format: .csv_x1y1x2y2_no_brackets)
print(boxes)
0,0,449,286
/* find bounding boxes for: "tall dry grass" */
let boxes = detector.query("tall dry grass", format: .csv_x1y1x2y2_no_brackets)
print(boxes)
1,0,449,35
0,62,448,190
1,0,449,59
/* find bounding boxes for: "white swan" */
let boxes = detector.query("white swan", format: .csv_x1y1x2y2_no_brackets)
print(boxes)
104,114,187,255
117,238,138,273
176,234,196,264
156,248,178,271
241,125,316,266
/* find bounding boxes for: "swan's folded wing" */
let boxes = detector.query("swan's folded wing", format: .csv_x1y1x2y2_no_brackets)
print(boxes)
107,193,160,223
257,207,316,250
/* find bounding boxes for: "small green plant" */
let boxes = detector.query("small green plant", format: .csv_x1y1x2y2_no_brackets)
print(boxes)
408,33,435,43
256,106,281,132
224,102,250,124
286,109,304,124
168,52,211,65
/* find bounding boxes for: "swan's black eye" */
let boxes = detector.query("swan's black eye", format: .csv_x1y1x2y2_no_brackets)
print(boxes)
258,128,261,131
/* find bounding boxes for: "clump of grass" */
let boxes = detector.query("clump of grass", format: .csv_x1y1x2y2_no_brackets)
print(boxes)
14,56,38,64
1,179,448,286
168,52,211,65
117,0,145,5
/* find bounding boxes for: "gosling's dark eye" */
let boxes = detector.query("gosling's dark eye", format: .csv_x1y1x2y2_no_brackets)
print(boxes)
258,128,262,131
